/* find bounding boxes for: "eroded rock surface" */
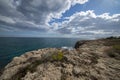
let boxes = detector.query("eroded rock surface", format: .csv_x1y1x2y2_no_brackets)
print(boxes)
0,40,120,80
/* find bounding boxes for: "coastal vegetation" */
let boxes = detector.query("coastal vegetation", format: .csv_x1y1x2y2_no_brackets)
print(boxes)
103,36,120,59
52,51,64,61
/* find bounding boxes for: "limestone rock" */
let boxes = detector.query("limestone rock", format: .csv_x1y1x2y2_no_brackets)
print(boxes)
0,40,120,80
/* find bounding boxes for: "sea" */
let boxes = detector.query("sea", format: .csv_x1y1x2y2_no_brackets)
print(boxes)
0,37,81,69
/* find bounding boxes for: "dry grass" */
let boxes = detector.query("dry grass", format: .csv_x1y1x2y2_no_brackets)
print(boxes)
113,45,120,53
102,38,120,60
104,38,120,53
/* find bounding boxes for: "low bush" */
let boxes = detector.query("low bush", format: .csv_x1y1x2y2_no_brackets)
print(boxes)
113,45,120,53
107,50,116,58
52,51,64,61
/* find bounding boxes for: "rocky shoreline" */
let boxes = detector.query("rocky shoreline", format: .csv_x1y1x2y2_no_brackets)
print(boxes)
0,39,120,80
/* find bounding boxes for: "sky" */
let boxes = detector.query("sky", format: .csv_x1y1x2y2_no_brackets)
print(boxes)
0,0,120,38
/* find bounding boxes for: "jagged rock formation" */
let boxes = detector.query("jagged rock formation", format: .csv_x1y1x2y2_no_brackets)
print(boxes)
0,39,120,80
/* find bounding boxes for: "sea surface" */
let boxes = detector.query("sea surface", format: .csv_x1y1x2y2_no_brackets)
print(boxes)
0,37,81,69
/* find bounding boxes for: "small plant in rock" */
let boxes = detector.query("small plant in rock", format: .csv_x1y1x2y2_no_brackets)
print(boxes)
52,51,64,61
113,45,120,53
107,50,116,58
103,46,120,60
41,50,64,61
91,53,99,64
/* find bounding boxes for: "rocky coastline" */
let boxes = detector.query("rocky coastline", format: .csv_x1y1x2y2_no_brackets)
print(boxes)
0,38,120,80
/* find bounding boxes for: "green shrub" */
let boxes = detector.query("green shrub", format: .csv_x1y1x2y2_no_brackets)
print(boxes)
113,45,120,53
90,53,99,64
104,38,120,46
52,51,64,61
104,46,120,60
107,51,116,58
113,45,120,50
41,50,64,62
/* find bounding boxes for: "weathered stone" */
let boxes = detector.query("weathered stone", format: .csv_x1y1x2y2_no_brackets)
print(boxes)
74,40,86,49
0,40,120,80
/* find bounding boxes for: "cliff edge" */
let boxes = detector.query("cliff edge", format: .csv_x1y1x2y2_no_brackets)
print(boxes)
0,38,120,80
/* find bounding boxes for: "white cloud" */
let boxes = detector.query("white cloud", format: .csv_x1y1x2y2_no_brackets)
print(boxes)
71,0,88,5
55,10,120,38
83,30,112,35
0,0,120,38
0,0,89,33
0,15,15,24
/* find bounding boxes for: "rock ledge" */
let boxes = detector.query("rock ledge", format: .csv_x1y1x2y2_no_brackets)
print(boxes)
0,39,120,80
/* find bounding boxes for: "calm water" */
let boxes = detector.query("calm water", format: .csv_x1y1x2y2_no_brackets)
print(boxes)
0,37,81,68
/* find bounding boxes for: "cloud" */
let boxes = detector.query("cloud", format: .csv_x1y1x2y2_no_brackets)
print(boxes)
71,0,88,5
0,0,120,38
0,15,15,24
56,10,120,38
0,0,88,32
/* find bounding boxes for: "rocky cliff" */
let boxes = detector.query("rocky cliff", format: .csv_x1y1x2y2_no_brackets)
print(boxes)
0,39,120,80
